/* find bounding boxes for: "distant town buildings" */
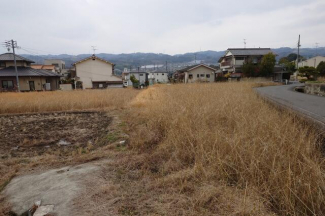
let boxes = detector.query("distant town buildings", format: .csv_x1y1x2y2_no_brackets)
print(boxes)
44,59,66,73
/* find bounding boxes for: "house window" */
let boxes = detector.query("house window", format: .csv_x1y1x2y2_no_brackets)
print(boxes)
162,73,164,75
206,74,210,78
189,74,193,79
0,62,5,67
140,74,143,76
2,80,14,89
197,74,200,78
200,74,205,77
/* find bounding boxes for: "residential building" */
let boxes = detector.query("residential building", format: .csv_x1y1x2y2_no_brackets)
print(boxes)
176,64,217,83
148,71,169,84
273,65,290,82
73,54,122,89
298,56,325,68
122,69,148,86
219,48,274,75
0,53,33,69
44,59,66,73
0,53,61,91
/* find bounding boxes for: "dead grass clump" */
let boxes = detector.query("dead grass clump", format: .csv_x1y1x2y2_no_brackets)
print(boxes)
126,83,325,215
0,88,138,114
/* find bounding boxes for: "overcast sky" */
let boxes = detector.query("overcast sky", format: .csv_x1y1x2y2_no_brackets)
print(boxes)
0,0,324,55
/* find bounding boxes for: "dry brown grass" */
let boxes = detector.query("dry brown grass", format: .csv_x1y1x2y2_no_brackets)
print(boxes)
1,83,324,215
124,82,325,215
0,88,139,114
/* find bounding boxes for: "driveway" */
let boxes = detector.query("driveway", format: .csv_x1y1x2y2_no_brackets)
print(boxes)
255,83,325,127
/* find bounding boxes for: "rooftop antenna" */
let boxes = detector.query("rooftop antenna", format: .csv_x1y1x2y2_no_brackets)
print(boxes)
91,46,97,55
244,39,247,48
316,42,319,56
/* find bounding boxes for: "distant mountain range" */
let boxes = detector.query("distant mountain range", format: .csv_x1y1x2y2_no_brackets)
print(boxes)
21,47,325,73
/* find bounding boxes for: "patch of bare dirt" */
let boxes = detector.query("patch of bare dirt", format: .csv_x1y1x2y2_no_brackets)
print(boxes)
0,112,112,158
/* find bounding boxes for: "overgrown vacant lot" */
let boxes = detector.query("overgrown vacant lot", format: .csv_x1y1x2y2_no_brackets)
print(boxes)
1,83,324,215
0,88,138,114
124,83,325,215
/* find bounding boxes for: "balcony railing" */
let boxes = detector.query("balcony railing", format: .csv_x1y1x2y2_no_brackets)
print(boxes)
221,61,232,67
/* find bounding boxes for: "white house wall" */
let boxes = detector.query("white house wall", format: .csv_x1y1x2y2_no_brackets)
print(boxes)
150,72,168,83
298,56,325,68
76,59,121,89
185,66,215,83
125,73,147,86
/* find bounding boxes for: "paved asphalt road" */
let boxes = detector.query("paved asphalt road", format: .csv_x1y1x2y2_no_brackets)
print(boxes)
255,83,325,126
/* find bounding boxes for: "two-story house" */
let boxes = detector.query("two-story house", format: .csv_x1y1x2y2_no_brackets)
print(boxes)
122,69,148,86
73,54,123,89
148,71,169,84
219,48,274,75
176,64,217,83
0,53,61,92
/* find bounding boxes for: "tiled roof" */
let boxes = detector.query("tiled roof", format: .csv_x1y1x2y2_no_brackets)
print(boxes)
31,65,56,70
150,71,167,73
0,66,62,77
227,48,273,56
73,54,114,66
0,53,35,63
177,64,217,73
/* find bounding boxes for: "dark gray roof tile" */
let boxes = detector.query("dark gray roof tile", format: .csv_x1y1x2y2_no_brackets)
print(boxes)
0,53,35,63
227,48,273,56
0,66,62,77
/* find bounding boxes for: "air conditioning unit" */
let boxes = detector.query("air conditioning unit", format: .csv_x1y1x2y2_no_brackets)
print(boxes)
45,83,51,91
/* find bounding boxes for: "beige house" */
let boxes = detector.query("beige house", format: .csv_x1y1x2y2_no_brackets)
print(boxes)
0,53,61,92
73,54,122,89
177,64,216,83
298,56,325,68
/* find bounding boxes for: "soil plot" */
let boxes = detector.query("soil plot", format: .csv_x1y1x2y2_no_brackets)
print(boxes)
0,112,112,157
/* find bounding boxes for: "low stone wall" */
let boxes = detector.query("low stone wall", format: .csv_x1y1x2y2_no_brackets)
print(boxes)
59,84,73,91
305,83,325,96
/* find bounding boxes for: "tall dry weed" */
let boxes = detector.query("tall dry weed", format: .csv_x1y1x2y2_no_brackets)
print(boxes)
126,83,325,215
0,88,139,114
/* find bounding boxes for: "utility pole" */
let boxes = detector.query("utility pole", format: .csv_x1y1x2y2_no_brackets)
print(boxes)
297,35,301,69
316,42,319,56
4,40,20,92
